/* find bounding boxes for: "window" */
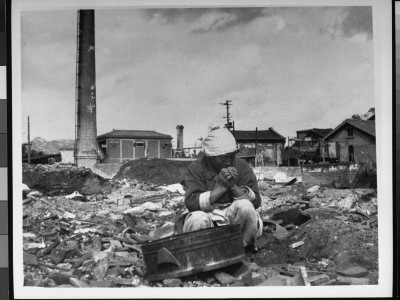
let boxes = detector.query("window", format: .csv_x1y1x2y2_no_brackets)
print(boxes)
347,128,353,137
348,145,355,162
134,142,144,147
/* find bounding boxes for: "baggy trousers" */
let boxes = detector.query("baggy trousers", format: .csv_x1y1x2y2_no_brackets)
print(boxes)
182,199,262,247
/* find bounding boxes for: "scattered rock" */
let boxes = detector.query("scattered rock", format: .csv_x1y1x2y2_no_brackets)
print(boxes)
82,177,103,195
124,206,146,215
27,190,43,199
50,249,66,265
214,272,236,286
142,201,163,212
337,195,356,210
93,260,109,281
49,272,75,285
306,186,320,193
92,250,112,263
89,280,115,287
336,276,370,285
69,278,90,287
337,266,369,278
257,275,292,286
148,222,175,240
308,274,330,286
255,236,268,250
162,278,183,287
158,211,175,218
23,242,46,251
273,224,290,240
258,181,269,190
289,241,305,249
23,252,38,266
106,266,125,276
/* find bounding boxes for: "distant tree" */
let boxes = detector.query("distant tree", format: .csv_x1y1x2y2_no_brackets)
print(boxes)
351,107,374,121
351,114,362,120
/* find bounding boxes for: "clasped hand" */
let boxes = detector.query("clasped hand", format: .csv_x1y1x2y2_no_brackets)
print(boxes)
218,167,238,188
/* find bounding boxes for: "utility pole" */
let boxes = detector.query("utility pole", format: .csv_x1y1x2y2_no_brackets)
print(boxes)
27,116,31,164
220,100,233,130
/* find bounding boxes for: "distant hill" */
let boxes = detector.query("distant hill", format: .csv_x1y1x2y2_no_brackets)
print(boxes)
31,137,75,154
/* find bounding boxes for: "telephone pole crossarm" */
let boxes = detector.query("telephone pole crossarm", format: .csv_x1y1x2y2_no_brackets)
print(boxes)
219,100,233,130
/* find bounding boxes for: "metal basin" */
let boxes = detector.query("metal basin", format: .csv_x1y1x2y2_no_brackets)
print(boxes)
142,224,245,281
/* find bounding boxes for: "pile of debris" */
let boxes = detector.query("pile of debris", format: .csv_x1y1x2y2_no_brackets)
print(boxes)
114,158,192,186
22,164,379,288
23,163,104,195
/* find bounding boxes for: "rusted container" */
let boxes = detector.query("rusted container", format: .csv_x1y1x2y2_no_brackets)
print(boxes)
142,224,245,281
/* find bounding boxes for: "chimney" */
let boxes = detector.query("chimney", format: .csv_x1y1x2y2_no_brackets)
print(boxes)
74,10,104,168
176,125,184,150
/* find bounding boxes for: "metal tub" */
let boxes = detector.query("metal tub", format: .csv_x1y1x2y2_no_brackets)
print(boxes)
142,224,245,281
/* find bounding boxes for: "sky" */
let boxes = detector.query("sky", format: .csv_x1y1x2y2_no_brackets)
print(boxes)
20,6,375,148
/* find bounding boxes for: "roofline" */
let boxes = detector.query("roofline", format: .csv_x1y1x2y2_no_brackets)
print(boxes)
323,119,375,140
233,129,286,140
97,135,173,141
97,130,173,141
296,128,332,134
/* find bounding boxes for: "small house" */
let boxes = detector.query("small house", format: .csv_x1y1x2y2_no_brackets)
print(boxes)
232,127,286,166
97,130,173,163
323,119,376,163
292,128,333,151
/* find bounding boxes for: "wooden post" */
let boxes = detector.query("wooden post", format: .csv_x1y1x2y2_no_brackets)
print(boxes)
276,144,279,167
27,116,31,164
255,127,258,168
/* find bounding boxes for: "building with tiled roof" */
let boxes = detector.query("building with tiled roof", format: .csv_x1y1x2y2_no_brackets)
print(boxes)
97,129,173,163
232,127,286,167
322,119,376,163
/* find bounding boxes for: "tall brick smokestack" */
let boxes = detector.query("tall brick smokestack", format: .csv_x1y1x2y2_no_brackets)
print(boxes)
176,125,184,150
74,10,104,168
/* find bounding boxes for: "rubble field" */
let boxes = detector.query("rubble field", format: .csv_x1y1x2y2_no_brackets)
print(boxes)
22,161,378,288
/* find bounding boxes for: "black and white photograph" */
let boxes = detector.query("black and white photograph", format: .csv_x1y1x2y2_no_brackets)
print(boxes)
12,0,392,298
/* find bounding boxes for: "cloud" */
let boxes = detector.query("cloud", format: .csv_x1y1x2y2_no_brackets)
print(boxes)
342,6,373,39
319,6,372,41
143,8,268,33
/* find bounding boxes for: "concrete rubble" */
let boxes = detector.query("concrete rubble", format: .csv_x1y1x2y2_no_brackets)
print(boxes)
22,162,379,288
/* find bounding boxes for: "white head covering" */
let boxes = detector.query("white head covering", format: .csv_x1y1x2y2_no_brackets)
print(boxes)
202,127,237,156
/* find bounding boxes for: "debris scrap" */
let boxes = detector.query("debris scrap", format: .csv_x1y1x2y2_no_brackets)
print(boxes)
22,161,379,287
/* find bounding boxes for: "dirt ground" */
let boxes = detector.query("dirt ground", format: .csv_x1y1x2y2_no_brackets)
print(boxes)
22,160,379,287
